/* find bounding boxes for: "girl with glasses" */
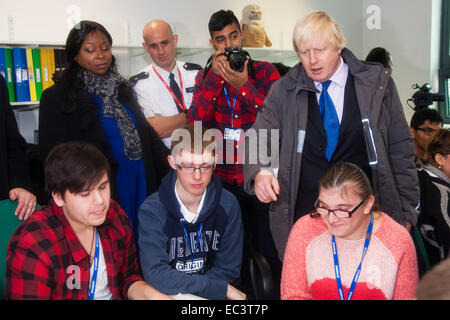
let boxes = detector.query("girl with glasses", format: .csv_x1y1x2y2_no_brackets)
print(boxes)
281,162,418,300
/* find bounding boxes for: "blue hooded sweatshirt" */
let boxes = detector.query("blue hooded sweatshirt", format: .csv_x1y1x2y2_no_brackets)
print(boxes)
138,170,243,299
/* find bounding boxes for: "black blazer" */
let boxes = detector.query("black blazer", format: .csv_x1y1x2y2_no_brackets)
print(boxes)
0,75,32,200
38,80,171,200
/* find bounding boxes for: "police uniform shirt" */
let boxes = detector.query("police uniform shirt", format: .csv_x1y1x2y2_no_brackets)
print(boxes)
132,61,199,147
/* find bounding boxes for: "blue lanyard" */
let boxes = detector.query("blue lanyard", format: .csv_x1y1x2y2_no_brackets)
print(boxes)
88,229,100,300
179,219,203,272
332,213,374,300
223,86,238,127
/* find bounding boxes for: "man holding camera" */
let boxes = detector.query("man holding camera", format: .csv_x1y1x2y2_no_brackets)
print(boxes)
188,9,281,298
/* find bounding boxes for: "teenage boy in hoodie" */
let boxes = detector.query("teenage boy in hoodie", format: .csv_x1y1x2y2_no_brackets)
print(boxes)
138,124,246,300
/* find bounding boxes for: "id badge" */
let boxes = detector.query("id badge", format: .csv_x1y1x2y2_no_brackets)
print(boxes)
224,128,241,141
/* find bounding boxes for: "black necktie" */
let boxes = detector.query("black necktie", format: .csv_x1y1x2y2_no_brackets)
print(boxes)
169,73,184,113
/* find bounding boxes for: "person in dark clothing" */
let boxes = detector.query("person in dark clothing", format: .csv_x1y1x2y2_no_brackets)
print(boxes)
138,124,245,300
0,74,36,220
417,129,450,268
38,21,170,241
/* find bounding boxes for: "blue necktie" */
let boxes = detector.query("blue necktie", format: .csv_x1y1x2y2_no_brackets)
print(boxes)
318,80,339,161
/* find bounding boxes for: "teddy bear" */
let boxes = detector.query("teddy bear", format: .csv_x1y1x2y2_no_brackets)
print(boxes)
241,4,272,48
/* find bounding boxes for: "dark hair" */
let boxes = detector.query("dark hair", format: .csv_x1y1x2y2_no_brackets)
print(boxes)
45,142,110,197
208,10,241,38
365,47,392,69
272,63,291,77
310,162,375,217
424,128,450,168
410,108,443,128
58,20,136,112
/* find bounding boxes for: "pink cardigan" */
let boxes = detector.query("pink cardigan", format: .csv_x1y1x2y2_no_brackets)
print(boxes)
281,212,418,300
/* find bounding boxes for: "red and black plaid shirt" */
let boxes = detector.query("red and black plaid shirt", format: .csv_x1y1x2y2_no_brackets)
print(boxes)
188,60,280,186
5,199,143,300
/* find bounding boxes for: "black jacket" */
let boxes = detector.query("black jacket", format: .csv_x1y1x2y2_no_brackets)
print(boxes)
417,164,450,267
38,79,171,200
0,75,32,200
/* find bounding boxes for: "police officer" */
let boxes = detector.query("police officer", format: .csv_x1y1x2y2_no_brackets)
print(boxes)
131,20,201,148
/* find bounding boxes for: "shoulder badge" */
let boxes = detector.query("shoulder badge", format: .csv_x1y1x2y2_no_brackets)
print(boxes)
183,63,202,71
129,71,149,86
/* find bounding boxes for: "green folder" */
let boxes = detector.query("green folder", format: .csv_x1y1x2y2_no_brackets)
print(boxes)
3,48,15,102
31,48,43,101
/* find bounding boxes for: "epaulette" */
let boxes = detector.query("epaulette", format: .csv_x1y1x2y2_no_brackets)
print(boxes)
183,62,202,71
129,71,149,86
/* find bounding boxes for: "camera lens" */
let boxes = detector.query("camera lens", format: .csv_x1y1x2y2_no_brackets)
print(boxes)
229,54,245,72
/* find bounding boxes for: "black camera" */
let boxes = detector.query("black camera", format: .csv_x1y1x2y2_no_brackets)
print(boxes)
221,45,249,72
408,83,445,111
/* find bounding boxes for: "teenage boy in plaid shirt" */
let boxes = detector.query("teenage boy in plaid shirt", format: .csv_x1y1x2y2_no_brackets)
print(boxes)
5,142,170,300
188,9,282,297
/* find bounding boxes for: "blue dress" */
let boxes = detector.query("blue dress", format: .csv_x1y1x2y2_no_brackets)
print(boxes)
90,94,147,247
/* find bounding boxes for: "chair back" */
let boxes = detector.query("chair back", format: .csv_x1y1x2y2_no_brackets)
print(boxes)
0,199,39,299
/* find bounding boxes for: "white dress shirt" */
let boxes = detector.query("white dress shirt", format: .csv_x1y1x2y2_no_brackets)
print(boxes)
314,57,349,123
174,184,206,224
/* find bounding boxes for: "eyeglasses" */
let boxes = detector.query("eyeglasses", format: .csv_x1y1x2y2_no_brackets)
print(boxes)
314,198,366,219
415,127,437,136
176,164,215,174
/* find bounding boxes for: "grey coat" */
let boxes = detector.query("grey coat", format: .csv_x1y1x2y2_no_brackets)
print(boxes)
243,48,419,260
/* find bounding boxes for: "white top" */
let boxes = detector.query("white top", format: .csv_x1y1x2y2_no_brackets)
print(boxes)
174,184,206,224
89,234,113,300
133,61,199,148
314,57,349,123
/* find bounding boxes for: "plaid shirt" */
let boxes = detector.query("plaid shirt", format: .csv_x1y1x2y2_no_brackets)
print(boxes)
5,199,143,300
188,60,280,186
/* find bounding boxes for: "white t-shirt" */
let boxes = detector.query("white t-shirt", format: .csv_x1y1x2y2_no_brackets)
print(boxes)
174,184,206,224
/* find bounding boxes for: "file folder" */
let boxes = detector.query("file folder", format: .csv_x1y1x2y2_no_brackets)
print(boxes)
26,48,37,101
3,48,15,102
31,48,43,101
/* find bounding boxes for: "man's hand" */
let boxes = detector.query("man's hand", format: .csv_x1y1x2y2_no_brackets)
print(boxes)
9,188,36,221
226,284,246,300
127,281,174,300
254,169,280,203
218,60,248,91
211,49,248,90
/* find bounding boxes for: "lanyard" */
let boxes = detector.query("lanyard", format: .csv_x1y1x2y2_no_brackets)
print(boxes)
88,229,100,300
179,219,203,272
152,64,185,112
332,213,374,300
223,86,238,128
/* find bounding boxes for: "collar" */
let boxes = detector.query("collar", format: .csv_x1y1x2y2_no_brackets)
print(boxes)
284,48,388,92
314,57,348,90
174,184,207,224
423,163,450,185
152,62,178,79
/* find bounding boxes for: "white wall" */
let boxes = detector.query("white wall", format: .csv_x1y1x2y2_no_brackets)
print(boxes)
0,0,441,124
361,0,442,123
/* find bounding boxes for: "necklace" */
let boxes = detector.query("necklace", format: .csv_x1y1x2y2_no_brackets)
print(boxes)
88,227,96,267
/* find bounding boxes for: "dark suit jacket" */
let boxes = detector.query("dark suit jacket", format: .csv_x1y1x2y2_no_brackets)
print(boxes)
0,75,32,200
38,79,171,200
